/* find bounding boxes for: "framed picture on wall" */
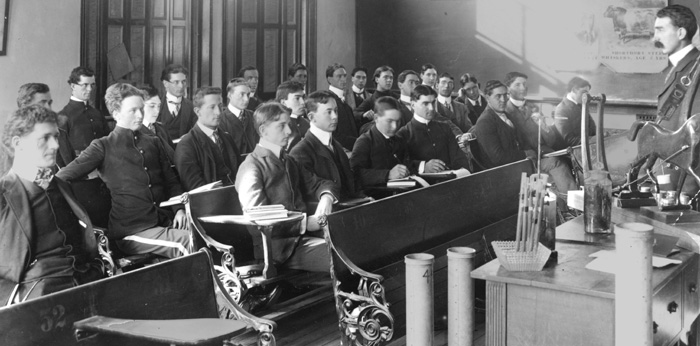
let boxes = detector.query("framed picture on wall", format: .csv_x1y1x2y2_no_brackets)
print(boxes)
0,0,8,56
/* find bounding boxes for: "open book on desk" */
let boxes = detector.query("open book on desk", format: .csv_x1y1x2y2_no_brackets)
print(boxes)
159,181,223,207
418,168,471,179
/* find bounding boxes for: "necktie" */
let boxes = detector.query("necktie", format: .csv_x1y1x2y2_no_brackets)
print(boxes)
327,141,334,153
147,123,156,133
169,100,181,117
279,149,287,163
402,101,413,112
444,101,452,112
355,93,364,103
212,131,225,153
34,167,54,190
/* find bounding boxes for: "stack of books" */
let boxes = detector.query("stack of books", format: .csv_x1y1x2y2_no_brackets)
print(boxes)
387,178,416,188
244,204,288,220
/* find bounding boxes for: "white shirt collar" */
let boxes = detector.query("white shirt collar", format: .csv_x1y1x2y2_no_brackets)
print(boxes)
197,122,216,139
309,123,333,147
258,138,283,159
437,95,452,104
400,95,411,103
670,44,694,67
70,96,88,104
467,97,479,106
10,168,51,186
510,98,526,108
290,113,299,119
413,114,430,125
328,85,345,101
352,85,364,94
566,93,578,105
228,104,242,117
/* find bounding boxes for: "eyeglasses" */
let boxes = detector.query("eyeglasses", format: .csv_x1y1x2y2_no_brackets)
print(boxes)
75,83,96,89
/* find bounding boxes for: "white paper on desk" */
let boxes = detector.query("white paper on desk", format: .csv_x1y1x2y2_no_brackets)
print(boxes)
585,250,682,274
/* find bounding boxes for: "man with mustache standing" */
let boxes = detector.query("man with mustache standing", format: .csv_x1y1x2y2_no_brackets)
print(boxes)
175,86,241,191
653,4,700,195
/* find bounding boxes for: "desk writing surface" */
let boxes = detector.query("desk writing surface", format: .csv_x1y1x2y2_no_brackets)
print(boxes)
612,206,700,253
472,236,694,300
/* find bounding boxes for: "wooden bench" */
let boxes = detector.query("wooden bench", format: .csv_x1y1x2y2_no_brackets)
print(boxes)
0,249,275,345
322,159,534,345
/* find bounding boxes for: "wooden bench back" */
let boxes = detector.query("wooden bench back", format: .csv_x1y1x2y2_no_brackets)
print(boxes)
0,252,218,346
327,159,534,271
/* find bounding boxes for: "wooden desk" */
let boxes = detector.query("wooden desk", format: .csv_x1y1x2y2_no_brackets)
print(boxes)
472,216,700,346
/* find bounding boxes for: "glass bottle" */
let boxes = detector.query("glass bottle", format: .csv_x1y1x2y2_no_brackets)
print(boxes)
584,170,612,233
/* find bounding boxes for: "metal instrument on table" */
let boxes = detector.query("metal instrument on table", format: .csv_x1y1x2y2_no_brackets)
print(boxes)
581,93,612,234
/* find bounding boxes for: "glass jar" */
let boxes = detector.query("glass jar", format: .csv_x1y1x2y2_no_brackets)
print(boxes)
584,170,612,234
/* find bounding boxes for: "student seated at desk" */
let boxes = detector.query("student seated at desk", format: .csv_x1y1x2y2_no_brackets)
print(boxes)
396,85,471,175
57,83,190,259
235,102,334,272
1,105,104,305
175,86,241,190
275,81,309,150
290,90,365,206
351,96,411,188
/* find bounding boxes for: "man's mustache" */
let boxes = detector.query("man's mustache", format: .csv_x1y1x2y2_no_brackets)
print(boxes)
654,41,664,49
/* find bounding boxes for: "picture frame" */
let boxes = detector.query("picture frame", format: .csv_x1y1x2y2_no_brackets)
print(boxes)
0,0,9,56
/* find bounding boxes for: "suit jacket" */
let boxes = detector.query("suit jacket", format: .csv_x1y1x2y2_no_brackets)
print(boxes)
346,88,371,110
57,126,183,239
351,125,410,187
396,117,470,170
353,90,399,123
156,96,197,139
289,131,361,203
505,100,558,156
0,173,98,304
437,100,473,133
219,108,259,155
457,95,488,125
552,98,596,151
658,47,700,131
235,145,334,264
330,92,359,151
175,125,241,191
56,128,76,169
472,106,526,169
288,115,311,150
58,101,111,153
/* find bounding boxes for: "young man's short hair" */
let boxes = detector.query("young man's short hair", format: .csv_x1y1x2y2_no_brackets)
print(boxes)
226,78,249,94
657,4,697,41
136,84,159,99
276,81,305,102
459,73,479,87
351,66,368,77
104,83,145,114
17,83,50,108
398,70,419,84
567,76,591,92
237,65,258,77
326,63,345,79
484,80,507,96
160,64,189,82
503,72,528,88
438,72,454,81
421,63,436,74
253,102,288,134
373,65,395,81
411,84,437,101
68,66,95,85
287,63,307,78
374,96,399,115
305,90,334,114
2,105,58,155
193,86,223,108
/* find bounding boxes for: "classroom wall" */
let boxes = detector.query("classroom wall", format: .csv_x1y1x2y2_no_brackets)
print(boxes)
356,0,699,129
0,0,81,125
316,0,356,91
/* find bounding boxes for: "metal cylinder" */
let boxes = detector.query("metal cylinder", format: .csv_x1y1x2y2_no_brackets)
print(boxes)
447,247,476,346
405,253,434,346
615,222,653,346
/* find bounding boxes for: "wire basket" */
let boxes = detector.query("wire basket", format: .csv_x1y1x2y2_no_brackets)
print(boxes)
491,241,552,272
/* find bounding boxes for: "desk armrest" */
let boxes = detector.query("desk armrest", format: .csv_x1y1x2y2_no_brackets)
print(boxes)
74,316,248,345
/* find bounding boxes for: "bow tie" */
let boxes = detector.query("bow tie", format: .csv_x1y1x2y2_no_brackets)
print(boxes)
34,167,54,190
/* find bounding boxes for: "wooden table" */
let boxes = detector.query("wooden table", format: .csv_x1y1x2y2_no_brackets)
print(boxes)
472,212,700,346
